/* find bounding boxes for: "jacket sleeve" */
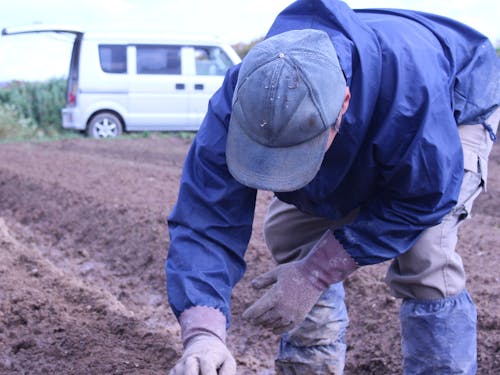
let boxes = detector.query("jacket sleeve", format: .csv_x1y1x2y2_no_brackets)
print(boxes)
166,66,257,325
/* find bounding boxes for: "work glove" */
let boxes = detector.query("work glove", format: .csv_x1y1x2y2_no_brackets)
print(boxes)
243,230,358,334
169,334,236,375
169,306,236,375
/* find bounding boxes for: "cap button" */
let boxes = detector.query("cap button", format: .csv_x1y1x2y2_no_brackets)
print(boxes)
278,52,285,58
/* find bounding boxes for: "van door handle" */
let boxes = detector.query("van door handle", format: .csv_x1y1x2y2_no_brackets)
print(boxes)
175,83,185,90
194,83,204,90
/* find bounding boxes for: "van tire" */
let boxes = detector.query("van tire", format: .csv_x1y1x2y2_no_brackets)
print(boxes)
87,112,123,139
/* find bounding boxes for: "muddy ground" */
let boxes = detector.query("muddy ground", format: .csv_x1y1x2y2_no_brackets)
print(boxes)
0,134,498,374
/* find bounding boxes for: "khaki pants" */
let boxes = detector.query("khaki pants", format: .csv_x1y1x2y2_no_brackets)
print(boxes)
264,107,500,300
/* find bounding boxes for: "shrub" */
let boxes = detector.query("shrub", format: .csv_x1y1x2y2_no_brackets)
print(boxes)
0,78,67,139
0,103,37,140
232,37,264,59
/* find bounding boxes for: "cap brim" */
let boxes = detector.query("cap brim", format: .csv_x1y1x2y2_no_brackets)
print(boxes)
226,116,329,192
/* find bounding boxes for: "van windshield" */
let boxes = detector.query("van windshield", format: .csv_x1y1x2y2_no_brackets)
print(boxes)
194,46,233,76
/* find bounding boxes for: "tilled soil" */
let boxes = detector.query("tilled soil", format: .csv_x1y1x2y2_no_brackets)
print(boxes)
0,135,498,374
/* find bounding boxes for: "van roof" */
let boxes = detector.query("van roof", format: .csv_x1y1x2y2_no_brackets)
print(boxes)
2,24,231,46
83,31,229,45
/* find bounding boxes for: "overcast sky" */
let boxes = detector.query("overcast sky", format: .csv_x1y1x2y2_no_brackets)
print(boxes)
1,0,499,81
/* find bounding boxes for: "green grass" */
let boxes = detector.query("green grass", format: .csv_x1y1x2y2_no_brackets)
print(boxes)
0,78,68,142
0,103,38,141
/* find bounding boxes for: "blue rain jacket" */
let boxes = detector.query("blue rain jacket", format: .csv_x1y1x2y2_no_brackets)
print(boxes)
167,0,500,322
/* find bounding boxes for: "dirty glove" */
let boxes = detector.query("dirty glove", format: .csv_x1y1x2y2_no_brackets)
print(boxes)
169,334,236,375
169,306,236,375
242,230,358,334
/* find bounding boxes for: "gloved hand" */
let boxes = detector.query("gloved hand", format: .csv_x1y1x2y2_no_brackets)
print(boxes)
169,333,236,375
242,260,324,334
243,230,358,334
169,305,236,375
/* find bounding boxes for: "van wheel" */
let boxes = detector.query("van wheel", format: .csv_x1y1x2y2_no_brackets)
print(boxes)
87,112,123,138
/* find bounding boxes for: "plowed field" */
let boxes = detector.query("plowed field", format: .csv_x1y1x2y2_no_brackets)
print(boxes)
0,135,498,374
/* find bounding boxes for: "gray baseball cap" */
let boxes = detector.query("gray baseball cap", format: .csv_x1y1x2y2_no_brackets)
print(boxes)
226,29,346,192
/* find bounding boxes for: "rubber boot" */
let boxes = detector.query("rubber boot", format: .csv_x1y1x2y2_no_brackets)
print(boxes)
275,282,348,375
400,289,477,375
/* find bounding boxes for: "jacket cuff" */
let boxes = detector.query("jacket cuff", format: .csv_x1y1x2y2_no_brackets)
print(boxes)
179,305,227,347
299,229,359,290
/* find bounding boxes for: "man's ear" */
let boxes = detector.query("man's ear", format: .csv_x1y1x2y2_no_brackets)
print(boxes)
340,87,351,116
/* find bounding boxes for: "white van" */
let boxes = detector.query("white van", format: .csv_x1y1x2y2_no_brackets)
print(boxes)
2,25,241,138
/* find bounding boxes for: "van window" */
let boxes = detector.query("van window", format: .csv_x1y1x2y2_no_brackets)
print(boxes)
194,46,233,76
136,45,181,75
99,44,127,74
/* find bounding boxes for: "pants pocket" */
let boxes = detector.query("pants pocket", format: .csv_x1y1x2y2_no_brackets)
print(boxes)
451,169,482,224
